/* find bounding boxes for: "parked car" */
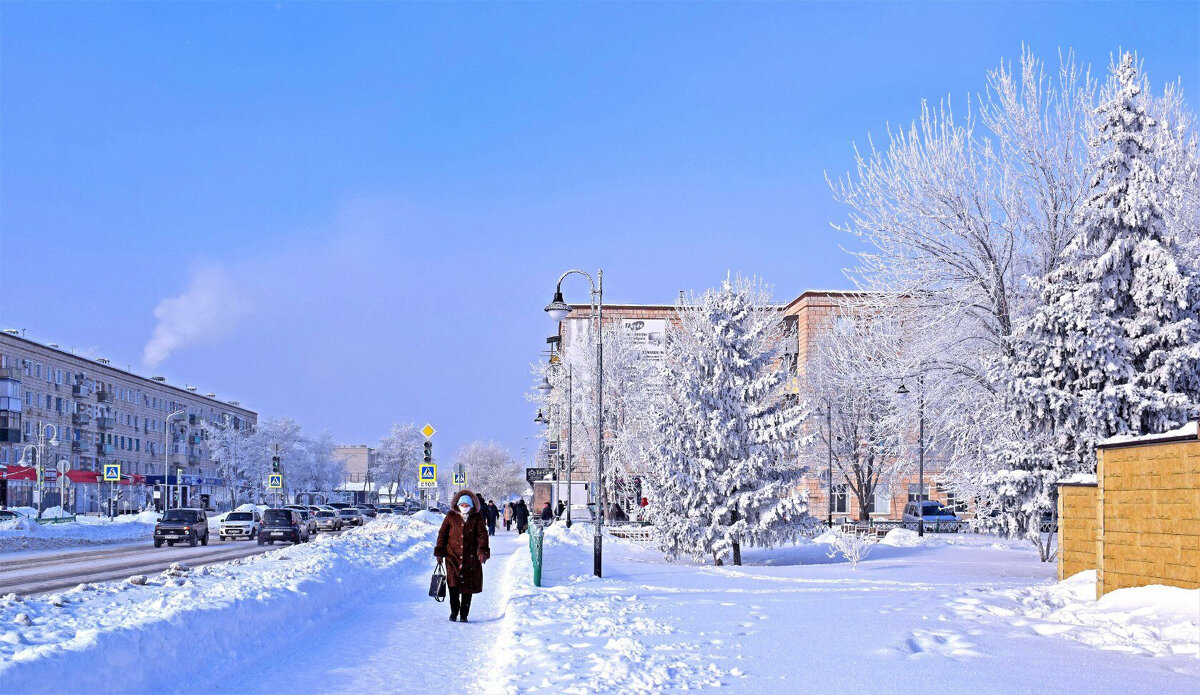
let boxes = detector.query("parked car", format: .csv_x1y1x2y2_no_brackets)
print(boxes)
219,510,261,541
313,509,343,532
337,507,365,527
259,508,310,545
376,506,394,515
902,501,959,527
354,504,377,519
0,509,28,522
154,508,210,548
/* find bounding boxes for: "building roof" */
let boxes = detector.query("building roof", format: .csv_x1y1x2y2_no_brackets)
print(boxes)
1096,421,1198,449
0,331,256,416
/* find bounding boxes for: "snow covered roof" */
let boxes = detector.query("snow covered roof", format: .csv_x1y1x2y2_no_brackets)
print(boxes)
1058,473,1097,486
1096,421,1198,449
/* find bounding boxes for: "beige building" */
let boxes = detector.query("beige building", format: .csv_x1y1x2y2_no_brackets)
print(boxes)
333,445,379,503
544,291,955,522
0,331,256,512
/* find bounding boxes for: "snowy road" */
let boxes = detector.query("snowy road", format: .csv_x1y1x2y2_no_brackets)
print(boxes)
214,530,522,694
0,536,332,595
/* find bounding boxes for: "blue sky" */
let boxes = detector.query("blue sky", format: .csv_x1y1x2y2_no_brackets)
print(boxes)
1,1,1197,461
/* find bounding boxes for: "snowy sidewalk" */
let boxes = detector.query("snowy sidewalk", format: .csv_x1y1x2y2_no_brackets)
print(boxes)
484,525,1200,694
216,530,525,694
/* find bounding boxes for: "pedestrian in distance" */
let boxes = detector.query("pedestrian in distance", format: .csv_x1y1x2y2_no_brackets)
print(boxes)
556,500,566,518
514,498,530,534
434,489,491,623
540,501,553,522
486,499,499,536
503,502,513,531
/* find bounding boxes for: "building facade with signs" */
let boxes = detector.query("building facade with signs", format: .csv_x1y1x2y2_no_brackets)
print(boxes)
0,331,256,513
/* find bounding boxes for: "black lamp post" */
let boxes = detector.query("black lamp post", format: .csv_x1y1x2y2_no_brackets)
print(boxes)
896,376,925,537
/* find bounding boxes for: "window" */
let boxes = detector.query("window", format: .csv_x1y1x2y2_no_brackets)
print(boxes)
907,484,930,502
866,486,891,515
831,484,849,514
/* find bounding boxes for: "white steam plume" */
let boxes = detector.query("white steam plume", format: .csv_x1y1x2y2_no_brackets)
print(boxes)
142,264,251,369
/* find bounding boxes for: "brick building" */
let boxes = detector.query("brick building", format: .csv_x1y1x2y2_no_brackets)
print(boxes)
0,331,256,513
541,291,957,522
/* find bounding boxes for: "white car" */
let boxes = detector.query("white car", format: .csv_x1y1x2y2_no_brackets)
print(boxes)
219,509,262,541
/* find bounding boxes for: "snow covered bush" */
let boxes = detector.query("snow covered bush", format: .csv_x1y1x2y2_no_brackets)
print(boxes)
649,275,814,566
821,529,874,569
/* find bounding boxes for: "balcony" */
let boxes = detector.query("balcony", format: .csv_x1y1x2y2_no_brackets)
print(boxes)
73,412,91,426
71,441,82,452
0,428,19,443
1,367,21,382
72,384,92,398
96,417,115,430
96,443,114,456
96,390,112,403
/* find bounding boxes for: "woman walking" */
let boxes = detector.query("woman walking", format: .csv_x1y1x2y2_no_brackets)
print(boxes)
434,489,490,623
503,502,513,531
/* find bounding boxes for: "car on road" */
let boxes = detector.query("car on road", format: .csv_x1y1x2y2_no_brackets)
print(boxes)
337,507,365,527
327,502,353,510
219,510,262,541
354,504,378,519
295,509,319,536
902,501,960,529
259,508,310,545
313,509,343,532
154,508,210,548
376,506,394,515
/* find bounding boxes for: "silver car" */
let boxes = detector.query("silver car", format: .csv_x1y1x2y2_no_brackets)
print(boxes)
314,509,343,532
337,507,365,527
219,510,262,541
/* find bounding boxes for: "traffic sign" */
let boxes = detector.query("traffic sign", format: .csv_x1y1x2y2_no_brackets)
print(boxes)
421,423,436,439
418,480,437,490
56,461,71,475
453,472,467,486
103,464,121,482
268,473,283,489
419,464,437,482
59,476,72,488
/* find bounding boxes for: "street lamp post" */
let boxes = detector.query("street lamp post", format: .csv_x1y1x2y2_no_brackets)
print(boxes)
821,397,834,527
163,410,186,513
544,268,604,577
896,372,926,537
17,424,59,519
539,362,575,528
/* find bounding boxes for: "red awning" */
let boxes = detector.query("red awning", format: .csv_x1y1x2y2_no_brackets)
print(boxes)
1,466,37,481
67,470,102,484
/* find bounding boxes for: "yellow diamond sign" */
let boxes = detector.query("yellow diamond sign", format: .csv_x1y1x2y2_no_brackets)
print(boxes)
421,423,436,439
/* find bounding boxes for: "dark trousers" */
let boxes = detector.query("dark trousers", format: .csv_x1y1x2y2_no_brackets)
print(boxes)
487,521,496,536
449,588,473,618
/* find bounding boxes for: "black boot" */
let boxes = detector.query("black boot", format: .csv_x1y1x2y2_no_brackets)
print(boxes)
459,594,472,622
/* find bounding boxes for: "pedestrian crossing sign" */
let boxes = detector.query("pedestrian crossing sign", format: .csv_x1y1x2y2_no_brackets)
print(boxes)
419,464,436,482
453,472,466,485
268,473,282,489
103,464,121,482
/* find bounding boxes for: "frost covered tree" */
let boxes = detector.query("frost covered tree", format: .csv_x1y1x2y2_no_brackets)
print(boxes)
453,441,525,499
993,54,1200,555
374,422,423,500
650,276,814,566
804,312,910,522
202,416,256,508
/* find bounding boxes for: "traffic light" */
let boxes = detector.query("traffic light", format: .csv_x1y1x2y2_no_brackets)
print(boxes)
423,441,433,464
271,455,281,473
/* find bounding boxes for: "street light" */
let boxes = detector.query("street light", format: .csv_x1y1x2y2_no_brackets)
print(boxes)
544,268,604,577
163,410,186,513
18,424,59,519
896,374,926,537
533,409,548,425
818,397,835,527
540,358,576,528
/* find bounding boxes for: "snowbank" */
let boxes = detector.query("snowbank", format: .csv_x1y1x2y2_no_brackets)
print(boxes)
0,511,159,553
950,570,1199,658
0,514,444,694
409,509,444,525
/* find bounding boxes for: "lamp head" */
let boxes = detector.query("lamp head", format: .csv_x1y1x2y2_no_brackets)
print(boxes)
544,290,571,322
896,383,910,396
533,409,548,425
536,377,553,393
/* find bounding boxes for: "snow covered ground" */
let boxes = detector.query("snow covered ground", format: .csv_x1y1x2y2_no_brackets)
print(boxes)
2,516,1195,694
486,524,1199,694
0,508,158,553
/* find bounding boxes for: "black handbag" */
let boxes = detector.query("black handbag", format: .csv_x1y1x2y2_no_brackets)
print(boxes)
428,560,447,602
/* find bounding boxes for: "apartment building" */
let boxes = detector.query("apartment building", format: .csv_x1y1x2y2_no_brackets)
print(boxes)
0,331,256,512
544,291,958,522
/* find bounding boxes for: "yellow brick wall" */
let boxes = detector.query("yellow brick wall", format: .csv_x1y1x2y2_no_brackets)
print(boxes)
1096,441,1200,598
1057,484,1098,580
